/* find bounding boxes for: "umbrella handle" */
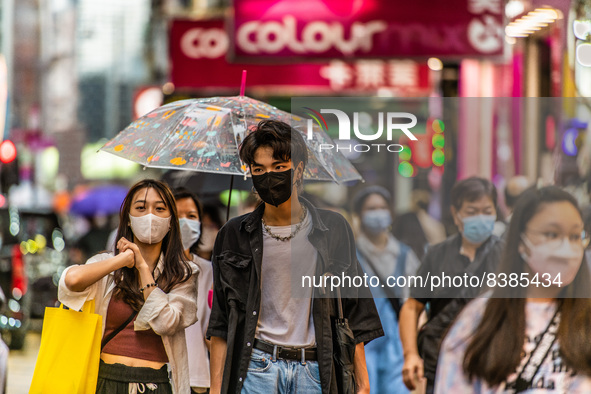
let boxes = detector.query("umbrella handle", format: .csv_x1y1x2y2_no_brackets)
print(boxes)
323,272,344,319
240,70,247,97
226,175,234,222
335,285,344,319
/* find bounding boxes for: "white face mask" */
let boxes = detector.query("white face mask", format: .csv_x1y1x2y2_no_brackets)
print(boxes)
179,218,201,251
521,235,584,286
129,214,171,244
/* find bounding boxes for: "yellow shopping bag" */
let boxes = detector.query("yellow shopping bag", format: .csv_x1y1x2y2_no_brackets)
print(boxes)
30,300,102,394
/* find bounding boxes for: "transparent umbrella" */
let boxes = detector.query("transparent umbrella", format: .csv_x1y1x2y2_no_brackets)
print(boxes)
99,96,362,184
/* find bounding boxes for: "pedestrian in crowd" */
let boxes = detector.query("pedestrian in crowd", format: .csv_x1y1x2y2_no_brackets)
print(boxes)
59,179,199,394
400,177,504,393
197,203,224,261
436,186,591,392
207,120,383,394
505,175,533,218
493,175,532,237
352,186,420,394
392,189,446,260
174,188,213,394
75,213,113,262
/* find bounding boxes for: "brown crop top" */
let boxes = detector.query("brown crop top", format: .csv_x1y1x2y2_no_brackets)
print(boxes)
101,295,168,363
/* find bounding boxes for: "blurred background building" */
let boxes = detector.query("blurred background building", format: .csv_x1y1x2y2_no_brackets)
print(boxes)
0,0,590,218
3,2,591,382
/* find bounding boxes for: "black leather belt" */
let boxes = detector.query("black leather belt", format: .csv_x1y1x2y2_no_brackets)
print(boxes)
253,338,317,361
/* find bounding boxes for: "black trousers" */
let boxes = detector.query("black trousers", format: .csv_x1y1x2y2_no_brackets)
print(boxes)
96,360,172,394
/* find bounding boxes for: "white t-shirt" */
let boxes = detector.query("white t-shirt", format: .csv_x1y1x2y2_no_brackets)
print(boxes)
436,297,591,393
185,255,213,389
255,211,317,348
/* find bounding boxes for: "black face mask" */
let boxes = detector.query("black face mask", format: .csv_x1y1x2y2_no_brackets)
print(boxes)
252,169,294,207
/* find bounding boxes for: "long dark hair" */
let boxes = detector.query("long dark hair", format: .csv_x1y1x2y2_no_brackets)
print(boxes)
173,187,203,255
113,179,191,311
463,186,591,385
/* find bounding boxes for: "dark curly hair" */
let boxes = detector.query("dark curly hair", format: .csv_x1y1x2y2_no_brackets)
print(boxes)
239,120,308,171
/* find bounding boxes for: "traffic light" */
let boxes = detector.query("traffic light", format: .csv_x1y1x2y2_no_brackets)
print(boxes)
431,119,445,166
0,140,18,192
0,140,16,163
397,118,445,178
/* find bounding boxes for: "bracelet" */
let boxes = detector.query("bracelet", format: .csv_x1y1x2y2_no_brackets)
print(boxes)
140,283,158,293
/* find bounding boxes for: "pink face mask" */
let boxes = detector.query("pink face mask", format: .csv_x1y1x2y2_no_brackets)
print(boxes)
520,235,584,286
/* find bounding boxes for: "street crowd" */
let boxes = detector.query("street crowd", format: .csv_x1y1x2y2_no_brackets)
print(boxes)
55,120,591,393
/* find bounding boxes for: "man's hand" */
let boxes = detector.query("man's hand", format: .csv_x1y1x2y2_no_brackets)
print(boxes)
353,342,370,394
402,352,424,390
356,385,370,394
210,336,227,394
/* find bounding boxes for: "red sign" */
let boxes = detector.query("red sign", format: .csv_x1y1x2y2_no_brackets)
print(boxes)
169,19,431,93
231,0,504,60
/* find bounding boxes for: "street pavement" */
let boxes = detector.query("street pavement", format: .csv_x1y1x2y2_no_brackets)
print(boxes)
7,327,41,393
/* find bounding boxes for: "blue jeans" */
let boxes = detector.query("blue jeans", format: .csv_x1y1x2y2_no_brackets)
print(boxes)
241,348,322,394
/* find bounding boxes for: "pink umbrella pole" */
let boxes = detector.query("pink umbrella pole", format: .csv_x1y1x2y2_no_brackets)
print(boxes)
239,70,247,96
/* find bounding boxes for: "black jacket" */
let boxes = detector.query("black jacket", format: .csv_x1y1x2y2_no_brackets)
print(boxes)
412,234,504,389
206,198,384,394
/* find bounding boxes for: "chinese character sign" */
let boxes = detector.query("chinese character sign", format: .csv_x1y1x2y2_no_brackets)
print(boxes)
169,19,430,93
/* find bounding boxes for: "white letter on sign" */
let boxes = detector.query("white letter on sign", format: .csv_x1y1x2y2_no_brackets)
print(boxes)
236,21,260,54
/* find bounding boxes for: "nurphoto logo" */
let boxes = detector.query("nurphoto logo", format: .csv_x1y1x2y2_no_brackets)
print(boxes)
304,107,418,153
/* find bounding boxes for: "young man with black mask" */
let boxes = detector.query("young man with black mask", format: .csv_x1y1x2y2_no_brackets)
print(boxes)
207,120,383,394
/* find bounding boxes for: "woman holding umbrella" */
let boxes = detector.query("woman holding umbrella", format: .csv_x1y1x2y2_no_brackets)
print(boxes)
59,179,198,394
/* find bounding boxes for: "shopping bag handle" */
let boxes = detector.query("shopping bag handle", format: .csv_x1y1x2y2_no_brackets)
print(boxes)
59,299,96,314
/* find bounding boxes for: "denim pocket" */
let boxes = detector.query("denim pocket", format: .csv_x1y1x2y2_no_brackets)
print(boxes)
304,361,321,384
247,350,272,373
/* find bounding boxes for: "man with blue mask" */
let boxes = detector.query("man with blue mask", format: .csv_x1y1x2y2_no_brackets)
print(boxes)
400,177,504,394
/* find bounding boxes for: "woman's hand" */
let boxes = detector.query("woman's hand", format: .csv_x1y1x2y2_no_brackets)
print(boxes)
119,249,135,269
402,352,424,390
117,237,148,271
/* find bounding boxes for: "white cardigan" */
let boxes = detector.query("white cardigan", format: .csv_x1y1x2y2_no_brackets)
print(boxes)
58,253,199,394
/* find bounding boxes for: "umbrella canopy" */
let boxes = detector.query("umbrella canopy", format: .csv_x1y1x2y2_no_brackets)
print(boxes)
70,185,128,216
161,170,253,197
100,96,362,184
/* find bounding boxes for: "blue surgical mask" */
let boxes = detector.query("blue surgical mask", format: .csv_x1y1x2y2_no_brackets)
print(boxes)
362,209,392,233
460,214,495,244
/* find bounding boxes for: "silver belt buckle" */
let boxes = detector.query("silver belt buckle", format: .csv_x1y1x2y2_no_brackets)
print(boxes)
271,344,278,362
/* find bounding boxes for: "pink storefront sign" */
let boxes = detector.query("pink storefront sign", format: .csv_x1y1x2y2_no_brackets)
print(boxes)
231,0,504,60
169,19,431,93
